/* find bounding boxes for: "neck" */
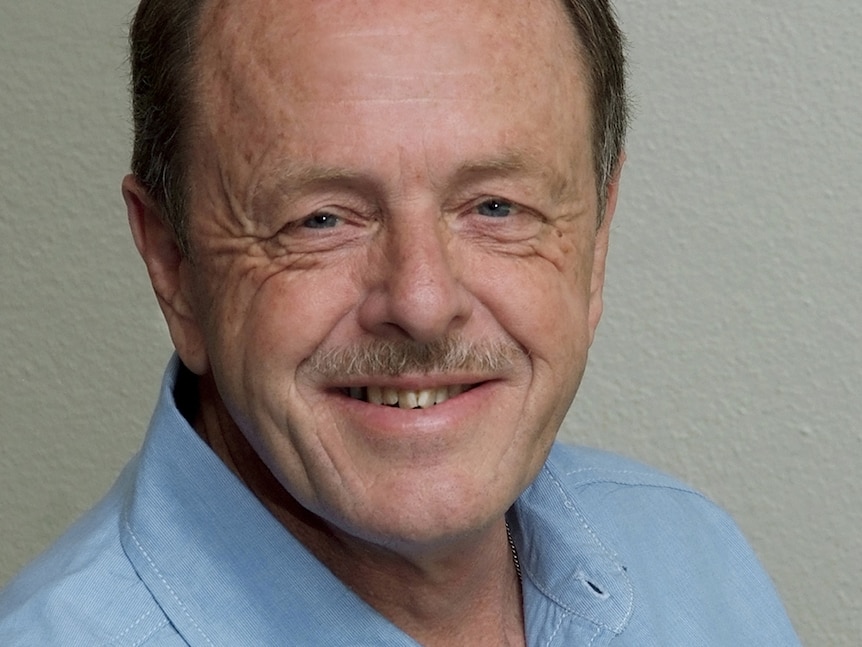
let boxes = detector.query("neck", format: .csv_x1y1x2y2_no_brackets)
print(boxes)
310,518,525,647
192,371,526,646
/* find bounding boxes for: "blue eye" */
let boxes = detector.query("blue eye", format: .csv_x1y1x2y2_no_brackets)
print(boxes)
302,213,340,229
476,198,513,218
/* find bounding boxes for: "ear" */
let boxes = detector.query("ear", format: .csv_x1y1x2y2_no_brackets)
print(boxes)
587,153,625,345
123,174,210,375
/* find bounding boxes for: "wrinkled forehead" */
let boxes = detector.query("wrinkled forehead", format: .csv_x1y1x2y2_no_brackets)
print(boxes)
186,0,594,206
196,0,578,44
193,0,584,101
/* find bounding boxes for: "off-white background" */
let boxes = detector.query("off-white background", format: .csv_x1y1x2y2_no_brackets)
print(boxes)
1,2,859,645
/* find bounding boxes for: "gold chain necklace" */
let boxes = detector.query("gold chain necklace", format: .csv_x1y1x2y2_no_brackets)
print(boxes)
505,520,522,581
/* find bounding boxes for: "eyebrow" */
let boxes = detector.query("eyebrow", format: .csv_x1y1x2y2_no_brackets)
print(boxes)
448,149,578,204
250,163,374,219
251,148,579,217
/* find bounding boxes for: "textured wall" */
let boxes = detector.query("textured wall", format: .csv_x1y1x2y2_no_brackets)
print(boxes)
1,2,859,645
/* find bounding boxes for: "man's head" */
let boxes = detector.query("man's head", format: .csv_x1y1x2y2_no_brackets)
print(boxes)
124,0,627,551
129,0,627,255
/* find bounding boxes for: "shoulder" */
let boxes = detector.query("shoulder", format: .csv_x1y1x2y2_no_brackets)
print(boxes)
541,443,755,569
533,443,801,644
0,461,180,646
542,443,728,519
545,442,701,491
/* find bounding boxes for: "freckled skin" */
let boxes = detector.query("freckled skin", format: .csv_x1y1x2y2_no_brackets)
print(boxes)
125,0,621,643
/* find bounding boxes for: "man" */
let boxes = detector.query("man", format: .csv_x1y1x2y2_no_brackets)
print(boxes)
0,0,800,644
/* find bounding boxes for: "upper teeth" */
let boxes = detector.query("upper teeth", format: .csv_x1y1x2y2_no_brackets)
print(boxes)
348,385,467,409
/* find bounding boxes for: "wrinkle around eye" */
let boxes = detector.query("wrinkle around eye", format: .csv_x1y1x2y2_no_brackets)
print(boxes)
457,196,547,244
266,208,376,256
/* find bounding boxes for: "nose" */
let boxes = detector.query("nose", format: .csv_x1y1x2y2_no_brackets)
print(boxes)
357,213,472,343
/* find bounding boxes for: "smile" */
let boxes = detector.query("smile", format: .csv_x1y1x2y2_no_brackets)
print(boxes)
343,384,476,409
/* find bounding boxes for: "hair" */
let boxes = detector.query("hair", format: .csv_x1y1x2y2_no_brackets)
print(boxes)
560,0,629,224
128,0,628,251
129,0,202,255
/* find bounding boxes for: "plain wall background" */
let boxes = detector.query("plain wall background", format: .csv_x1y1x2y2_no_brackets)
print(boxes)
1,1,859,644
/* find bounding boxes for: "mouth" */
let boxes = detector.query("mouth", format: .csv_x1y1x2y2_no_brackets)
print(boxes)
339,384,478,409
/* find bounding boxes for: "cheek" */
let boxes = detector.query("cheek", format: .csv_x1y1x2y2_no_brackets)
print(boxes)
246,269,361,361
467,241,594,350
196,252,359,381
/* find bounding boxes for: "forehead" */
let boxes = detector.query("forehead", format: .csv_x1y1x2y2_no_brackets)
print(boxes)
198,0,578,57
195,0,584,109
191,0,592,196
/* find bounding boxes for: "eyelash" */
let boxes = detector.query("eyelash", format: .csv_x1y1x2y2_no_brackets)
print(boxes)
475,198,513,218
301,212,342,229
280,194,538,244
293,199,519,233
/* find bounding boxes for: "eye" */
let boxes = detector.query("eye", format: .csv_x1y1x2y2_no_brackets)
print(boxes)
476,198,513,218
456,195,545,244
302,212,341,229
268,201,374,255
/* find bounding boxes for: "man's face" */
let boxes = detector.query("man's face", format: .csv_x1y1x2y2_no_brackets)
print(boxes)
173,0,616,547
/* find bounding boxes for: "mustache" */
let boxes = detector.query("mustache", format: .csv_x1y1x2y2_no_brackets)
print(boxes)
304,336,523,380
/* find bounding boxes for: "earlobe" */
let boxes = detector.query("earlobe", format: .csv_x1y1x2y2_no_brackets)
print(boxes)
587,153,625,344
122,174,210,375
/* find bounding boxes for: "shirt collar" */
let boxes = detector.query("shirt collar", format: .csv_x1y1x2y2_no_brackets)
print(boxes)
510,455,633,637
122,357,630,644
121,356,420,645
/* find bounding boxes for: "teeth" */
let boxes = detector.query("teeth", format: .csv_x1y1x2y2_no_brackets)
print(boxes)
367,386,383,405
398,390,418,409
348,385,470,408
416,389,434,409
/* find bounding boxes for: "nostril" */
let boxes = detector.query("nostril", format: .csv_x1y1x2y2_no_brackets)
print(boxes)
354,228,471,345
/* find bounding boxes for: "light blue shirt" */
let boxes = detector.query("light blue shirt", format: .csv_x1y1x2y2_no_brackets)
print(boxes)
0,358,801,645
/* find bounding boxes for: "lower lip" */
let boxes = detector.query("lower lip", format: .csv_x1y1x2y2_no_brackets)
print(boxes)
325,382,500,439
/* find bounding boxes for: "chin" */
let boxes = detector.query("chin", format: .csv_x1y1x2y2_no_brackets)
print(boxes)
317,472,517,551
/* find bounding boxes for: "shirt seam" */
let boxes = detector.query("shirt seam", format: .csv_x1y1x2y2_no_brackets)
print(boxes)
122,514,215,647
542,609,568,647
560,473,721,515
99,608,155,647
129,618,171,647
520,462,634,635
560,466,700,491
585,623,603,647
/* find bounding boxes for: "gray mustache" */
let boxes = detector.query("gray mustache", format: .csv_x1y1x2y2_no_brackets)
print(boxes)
304,337,523,379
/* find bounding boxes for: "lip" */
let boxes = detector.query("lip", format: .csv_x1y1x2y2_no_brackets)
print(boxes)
320,378,503,440
325,372,496,391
